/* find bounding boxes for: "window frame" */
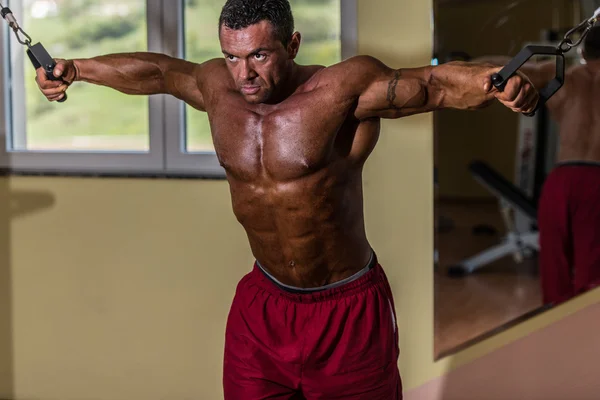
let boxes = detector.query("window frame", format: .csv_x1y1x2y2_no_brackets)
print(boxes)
0,0,358,178
0,0,167,175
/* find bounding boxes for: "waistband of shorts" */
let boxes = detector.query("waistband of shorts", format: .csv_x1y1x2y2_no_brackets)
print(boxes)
249,255,389,303
555,160,600,168
256,251,376,294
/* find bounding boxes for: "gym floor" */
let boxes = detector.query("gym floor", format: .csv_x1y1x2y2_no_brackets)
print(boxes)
434,199,544,359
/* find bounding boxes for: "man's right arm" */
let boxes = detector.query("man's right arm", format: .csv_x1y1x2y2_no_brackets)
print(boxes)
37,52,213,111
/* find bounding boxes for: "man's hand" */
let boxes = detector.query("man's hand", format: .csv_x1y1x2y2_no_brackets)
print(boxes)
35,58,77,102
484,68,539,114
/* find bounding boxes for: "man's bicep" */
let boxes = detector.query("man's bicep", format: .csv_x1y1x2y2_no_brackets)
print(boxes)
162,57,211,111
354,65,430,120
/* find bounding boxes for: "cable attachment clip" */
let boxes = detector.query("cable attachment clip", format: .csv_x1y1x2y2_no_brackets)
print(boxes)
1,6,32,47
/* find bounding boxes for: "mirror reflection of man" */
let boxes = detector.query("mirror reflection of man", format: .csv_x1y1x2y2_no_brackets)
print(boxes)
477,26,600,306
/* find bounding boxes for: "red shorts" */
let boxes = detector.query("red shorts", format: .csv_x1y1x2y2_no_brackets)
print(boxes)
223,260,402,399
538,163,600,305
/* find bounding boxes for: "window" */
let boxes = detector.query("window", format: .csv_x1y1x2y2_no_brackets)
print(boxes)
0,0,357,176
12,0,149,152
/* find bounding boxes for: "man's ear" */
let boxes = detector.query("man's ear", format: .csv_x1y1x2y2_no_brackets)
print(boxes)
287,32,302,59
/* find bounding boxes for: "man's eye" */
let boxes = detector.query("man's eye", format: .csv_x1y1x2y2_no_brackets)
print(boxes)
255,53,266,60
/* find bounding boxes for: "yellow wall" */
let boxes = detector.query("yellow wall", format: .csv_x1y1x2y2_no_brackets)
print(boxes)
2,0,600,399
1,177,254,399
357,0,436,391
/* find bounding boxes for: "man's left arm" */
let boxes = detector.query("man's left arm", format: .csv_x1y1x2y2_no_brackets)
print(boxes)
472,56,557,91
472,55,566,113
347,56,539,120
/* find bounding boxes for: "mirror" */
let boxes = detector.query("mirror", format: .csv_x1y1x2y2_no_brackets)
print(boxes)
433,0,599,359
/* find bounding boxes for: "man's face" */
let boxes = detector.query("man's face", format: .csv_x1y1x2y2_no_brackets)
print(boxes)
220,21,296,104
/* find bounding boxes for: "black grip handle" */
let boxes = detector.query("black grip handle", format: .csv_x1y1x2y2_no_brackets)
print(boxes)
491,45,565,117
26,42,68,103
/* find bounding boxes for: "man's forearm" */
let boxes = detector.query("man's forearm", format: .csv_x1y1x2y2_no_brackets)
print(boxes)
72,52,173,95
427,61,497,110
472,56,511,67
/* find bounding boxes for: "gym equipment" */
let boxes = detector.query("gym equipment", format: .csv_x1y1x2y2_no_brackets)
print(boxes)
491,7,599,117
448,161,539,277
492,45,565,117
0,3,67,102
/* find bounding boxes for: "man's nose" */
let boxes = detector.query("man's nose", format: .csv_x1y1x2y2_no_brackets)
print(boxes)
240,61,258,81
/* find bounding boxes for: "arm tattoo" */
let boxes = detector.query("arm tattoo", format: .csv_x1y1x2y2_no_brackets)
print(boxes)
387,70,401,110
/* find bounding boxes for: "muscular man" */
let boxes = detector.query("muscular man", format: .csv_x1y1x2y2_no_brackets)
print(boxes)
36,0,537,398
477,26,600,307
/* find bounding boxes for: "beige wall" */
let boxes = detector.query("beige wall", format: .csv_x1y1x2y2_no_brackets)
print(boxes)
1,0,599,399
406,294,600,399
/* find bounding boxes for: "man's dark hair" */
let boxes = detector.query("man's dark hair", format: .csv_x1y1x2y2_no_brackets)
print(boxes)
219,0,295,46
584,25,600,59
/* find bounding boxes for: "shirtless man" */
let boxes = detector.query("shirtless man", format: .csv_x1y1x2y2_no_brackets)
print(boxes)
35,0,538,398
477,26,600,307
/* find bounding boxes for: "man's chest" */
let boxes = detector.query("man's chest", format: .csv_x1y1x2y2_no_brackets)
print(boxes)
207,92,355,181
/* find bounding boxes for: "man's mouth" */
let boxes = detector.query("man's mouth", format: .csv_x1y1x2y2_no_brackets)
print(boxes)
241,86,261,95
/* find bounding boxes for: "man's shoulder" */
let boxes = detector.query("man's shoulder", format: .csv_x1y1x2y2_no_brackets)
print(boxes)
560,63,596,90
197,58,233,90
323,55,387,75
312,55,388,88
564,62,600,78
198,58,228,75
